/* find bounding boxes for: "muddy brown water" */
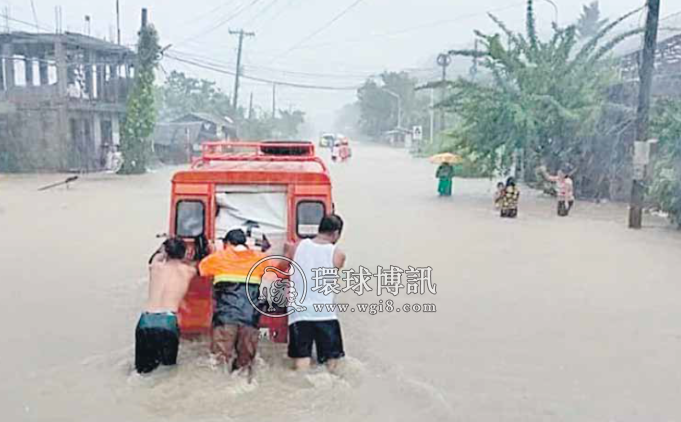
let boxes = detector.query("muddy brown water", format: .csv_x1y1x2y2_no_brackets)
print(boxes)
1,143,681,421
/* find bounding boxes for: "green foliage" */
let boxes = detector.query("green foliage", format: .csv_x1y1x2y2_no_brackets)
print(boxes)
274,109,306,138
119,24,161,175
649,98,681,227
157,71,232,120
156,71,306,141
334,102,361,137
357,71,430,139
576,1,609,39
443,0,641,183
235,108,306,140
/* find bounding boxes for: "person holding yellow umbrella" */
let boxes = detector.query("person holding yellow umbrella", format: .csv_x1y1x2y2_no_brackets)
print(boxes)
430,153,462,197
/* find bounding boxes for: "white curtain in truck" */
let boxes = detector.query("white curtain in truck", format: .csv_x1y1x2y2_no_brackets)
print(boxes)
215,188,288,255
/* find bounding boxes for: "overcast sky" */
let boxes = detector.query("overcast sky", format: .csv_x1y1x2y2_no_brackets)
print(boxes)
2,0,677,133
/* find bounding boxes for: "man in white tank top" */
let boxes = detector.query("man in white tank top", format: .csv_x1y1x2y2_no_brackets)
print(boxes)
286,214,347,371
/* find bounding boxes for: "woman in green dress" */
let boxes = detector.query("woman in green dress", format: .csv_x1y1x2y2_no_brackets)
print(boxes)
436,163,455,196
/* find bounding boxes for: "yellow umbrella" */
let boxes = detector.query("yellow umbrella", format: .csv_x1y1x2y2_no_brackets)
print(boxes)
430,153,463,164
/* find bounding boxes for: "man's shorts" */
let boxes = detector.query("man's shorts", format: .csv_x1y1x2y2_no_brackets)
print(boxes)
288,320,345,364
135,312,179,374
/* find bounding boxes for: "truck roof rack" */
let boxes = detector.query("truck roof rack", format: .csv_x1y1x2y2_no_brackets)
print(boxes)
192,141,325,169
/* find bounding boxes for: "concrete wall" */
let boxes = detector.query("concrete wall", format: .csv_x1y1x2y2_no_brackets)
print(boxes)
0,107,66,171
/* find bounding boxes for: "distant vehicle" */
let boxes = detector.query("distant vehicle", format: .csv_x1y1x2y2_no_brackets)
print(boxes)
319,133,336,148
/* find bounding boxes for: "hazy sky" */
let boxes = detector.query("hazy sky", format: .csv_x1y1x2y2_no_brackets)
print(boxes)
2,0,677,132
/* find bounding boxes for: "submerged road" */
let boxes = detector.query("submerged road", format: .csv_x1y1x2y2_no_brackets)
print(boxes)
1,142,681,421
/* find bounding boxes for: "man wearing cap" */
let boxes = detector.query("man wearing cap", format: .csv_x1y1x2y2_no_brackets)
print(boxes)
199,229,268,374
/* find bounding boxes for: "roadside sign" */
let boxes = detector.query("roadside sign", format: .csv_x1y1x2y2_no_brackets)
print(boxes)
413,126,423,141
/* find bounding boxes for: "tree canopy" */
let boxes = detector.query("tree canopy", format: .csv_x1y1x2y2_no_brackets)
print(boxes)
576,1,610,39
157,71,232,121
357,71,429,139
442,0,642,176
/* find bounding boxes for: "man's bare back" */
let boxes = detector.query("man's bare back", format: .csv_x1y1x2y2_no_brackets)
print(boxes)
145,252,197,313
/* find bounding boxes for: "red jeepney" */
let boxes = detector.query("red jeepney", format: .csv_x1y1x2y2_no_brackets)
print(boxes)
168,141,333,343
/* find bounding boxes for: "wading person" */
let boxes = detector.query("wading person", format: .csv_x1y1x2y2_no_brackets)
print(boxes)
286,214,347,372
436,162,455,197
500,177,520,218
199,229,267,376
494,181,506,209
541,168,575,217
135,238,196,374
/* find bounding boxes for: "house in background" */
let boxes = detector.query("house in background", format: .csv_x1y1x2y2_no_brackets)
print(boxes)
172,112,236,140
0,32,135,172
152,112,237,164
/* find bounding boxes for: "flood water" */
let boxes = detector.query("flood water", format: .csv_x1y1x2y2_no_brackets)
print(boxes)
2,142,681,421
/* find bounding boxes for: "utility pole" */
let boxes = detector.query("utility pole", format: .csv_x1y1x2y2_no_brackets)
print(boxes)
382,88,401,129
272,83,277,119
429,88,435,145
628,0,660,229
437,53,451,133
116,0,121,45
229,29,255,111
470,39,479,80
248,92,254,120
141,8,148,28
4,6,10,33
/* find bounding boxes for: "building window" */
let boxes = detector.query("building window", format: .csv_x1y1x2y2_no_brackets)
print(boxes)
176,200,205,238
297,201,325,238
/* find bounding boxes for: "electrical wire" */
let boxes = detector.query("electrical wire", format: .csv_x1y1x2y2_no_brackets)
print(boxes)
271,0,368,61
282,1,527,52
242,0,278,27
165,53,361,90
253,0,299,33
181,0,240,26
0,12,52,32
170,48,376,79
174,0,262,47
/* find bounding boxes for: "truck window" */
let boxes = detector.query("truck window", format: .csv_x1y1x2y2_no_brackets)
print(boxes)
176,200,205,238
297,201,325,238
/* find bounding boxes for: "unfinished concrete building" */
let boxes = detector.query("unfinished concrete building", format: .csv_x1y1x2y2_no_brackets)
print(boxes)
0,32,135,172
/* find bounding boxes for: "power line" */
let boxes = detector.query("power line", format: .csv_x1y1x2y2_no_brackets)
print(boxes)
171,48,376,79
170,48,437,82
284,1,527,52
165,53,361,91
271,0,369,61
174,0,262,47
0,11,52,32
181,0,240,26
253,0,298,33
243,0,278,27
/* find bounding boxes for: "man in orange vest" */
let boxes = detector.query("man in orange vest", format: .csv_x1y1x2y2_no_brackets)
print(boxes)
199,229,267,374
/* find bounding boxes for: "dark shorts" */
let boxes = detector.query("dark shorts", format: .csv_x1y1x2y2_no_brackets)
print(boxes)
288,320,345,364
501,208,518,218
135,312,179,374
558,200,574,216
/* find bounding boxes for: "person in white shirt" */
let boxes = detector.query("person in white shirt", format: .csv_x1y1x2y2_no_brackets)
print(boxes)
286,214,347,372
